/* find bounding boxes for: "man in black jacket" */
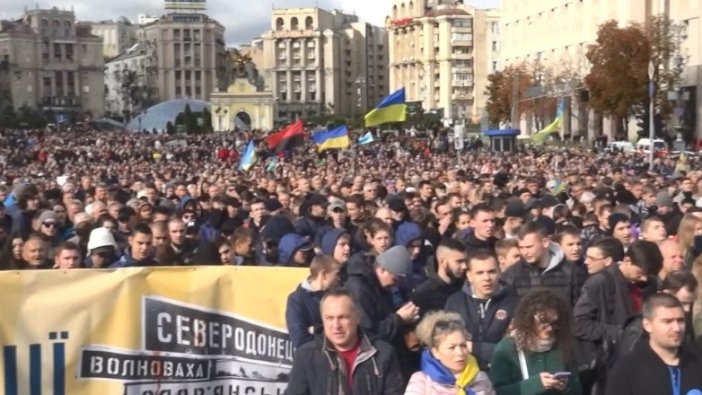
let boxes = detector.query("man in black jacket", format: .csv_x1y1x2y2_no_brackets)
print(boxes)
459,203,497,251
501,221,586,306
605,293,702,395
344,245,419,380
286,289,404,395
344,245,418,342
574,239,663,394
412,238,468,313
444,248,516,371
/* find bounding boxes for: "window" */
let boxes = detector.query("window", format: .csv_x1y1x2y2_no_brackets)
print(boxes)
54,43,62,61
185,86,192,97
451,33,471,41
492,61,497,71
305,16,314,30
175,70,182,81
174,29,181,41
291,17,299,31
453,20,472,28
65,44,73,61
281,92,287,101
294,93,301,101
276,17,284,31
185,70,192,81
193,29,201,41
492,41,498,51
176,86,182,96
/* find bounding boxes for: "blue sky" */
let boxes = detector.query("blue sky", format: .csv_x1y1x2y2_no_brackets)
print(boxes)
1,0,499,46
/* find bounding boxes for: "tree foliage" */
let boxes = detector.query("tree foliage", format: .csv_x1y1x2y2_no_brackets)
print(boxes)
585,20,651,131
485,64,533,126
585,17,686,136
646,16,688,119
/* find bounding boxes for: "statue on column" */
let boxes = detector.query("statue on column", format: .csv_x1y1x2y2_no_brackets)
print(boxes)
229,50,264,91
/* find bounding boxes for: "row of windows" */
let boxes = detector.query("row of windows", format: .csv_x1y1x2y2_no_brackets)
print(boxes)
275,16,315,31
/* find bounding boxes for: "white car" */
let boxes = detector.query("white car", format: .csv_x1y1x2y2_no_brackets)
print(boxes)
636,138,668,153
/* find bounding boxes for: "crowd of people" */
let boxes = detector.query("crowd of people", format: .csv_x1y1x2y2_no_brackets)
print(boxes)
2,127,702,395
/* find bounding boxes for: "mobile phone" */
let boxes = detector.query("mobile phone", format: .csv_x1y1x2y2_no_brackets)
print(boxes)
553,372,571,380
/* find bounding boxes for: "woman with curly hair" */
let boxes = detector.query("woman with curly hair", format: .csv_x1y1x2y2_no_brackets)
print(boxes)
404,310,495,395
490,290,581,395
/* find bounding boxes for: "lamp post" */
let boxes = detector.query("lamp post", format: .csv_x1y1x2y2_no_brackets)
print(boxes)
648,61,655,170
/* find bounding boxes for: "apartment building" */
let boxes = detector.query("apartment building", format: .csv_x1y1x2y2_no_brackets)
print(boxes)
104,42,150,116
260,7,388,122
140,13,227,103
90,17,137,59
0,7,105,116
387,0,499,123
500,0,700,139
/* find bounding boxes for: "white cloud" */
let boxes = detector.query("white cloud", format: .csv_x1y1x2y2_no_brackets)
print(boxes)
1,0,498,46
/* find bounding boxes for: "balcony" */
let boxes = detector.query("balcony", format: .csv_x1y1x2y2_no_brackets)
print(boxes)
452,80,473,87
452,52,473,60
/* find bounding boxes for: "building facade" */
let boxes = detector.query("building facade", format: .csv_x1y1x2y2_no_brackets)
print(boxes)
90,17,137,59
387,0,499,123
0,7,105,117
140,13,227,103
260,7,388,122
104,42,150,117
500,0,700,140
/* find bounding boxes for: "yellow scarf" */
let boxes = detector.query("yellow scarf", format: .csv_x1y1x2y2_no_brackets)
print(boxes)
455,354,480,395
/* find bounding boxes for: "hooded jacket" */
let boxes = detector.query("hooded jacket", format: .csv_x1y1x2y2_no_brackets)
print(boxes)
343,253,403,344
605,340,702,395
295,215,326,240
256,214,296,265
285,333,404,395
278,234,310,266
411,256,463,314
286,279,325,348
395,222,428,286
444,282,518,371
501,243,586,306
320,228,348,256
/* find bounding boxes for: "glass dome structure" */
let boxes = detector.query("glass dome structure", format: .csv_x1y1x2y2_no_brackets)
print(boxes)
126,99,211,131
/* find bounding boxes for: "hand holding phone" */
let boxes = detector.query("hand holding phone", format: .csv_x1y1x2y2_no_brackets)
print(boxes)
553,372,571,381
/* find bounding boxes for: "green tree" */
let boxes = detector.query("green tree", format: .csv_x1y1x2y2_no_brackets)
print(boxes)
17,106,47,128
585,20,651,135
183,104,198,134
0,105,17,128
201,107,213,133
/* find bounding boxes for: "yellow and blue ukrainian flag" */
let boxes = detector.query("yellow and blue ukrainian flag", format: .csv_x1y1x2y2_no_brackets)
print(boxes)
364,87,407,127
532,99,565,145
238,140,257,172
313,125,350,152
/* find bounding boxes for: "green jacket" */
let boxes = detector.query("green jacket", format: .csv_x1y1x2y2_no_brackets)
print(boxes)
489,336,582,395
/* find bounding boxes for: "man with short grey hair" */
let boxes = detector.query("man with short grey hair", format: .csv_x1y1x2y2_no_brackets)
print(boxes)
286,289,404,395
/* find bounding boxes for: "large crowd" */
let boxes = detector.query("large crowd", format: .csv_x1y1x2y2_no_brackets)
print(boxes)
2,126,702,395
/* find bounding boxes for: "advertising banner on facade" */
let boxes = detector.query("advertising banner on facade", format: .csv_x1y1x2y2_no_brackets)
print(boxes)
0,266,307,395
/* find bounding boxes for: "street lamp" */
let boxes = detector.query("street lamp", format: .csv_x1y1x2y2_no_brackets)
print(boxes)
648,61,655,170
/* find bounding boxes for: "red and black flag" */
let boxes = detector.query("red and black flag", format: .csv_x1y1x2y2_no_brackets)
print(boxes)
266,120,305,153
